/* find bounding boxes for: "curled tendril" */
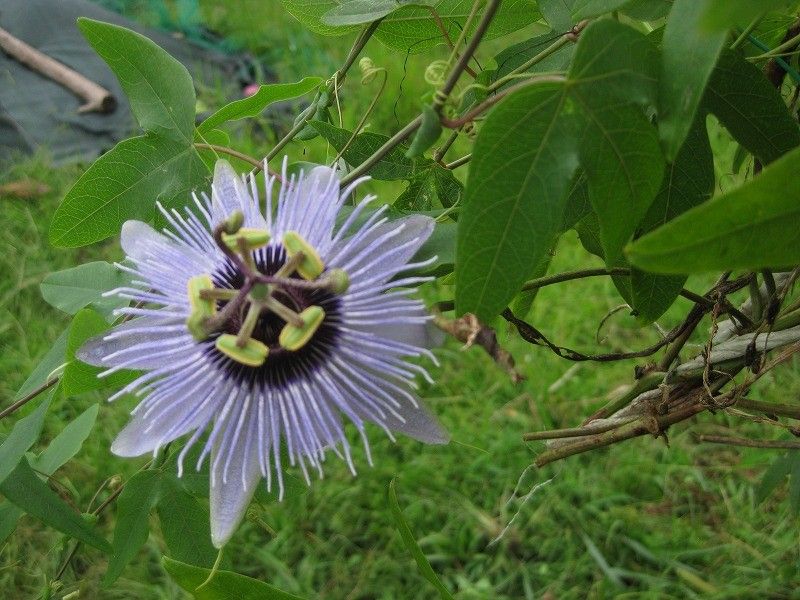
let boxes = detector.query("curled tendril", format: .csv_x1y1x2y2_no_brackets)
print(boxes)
424,59,448,86
359,57,386,84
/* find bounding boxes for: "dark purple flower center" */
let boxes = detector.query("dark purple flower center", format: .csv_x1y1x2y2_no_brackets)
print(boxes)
205,244,342,388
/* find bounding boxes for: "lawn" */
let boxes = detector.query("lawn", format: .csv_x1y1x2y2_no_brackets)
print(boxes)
0,2,798,598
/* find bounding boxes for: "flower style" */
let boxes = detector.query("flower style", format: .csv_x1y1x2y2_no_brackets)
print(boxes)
79,160,448,547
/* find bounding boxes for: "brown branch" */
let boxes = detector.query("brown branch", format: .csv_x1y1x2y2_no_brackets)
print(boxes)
0,26,115,113
735,398,800,420
695,434,800,450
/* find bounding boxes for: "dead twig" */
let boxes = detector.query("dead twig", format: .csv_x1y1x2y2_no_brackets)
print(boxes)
0,26,115,113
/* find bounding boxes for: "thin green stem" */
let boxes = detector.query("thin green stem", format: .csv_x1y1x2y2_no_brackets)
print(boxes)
0,377,58,419
194,143,262,170
265,19,383,164
730,13,766,50
436,0,501,112
339,115,423,187
444,153,471,169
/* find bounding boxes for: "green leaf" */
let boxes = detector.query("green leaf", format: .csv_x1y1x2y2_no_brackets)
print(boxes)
50,133,208,247
627,144,800,273
63,308,137,396
374,0,541,53
572,0,637,20
40,262,130,319
577,103,664,269
457,20,660,319
14,328,67,402
310,121,414,180
0,404,99,543
569,20,659,108
658,0,728,161
388,479,454,600
104,470,163,585
704,50,800,165
0,397,50,485
756,452,793,504
456,82,579,320
34,404,99,475
569,20,663,296
163,556,307,599
395,164,462,211
77,18,195,143
539,0,574,30
0,458,111,552
288,0,541,49
699,0,791,30
322,0,436,26
197,78,323,134
157,475,217,568
282,0,360,36
621,0,673,20
631,117,713,322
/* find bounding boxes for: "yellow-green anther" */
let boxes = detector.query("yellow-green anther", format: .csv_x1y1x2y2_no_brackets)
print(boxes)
186,310,210,341
283,231,324,280
222,227,270,251
187,274,216,316
279,305,325,351
216,334,269,367
223,210,244,234
324,268,349,294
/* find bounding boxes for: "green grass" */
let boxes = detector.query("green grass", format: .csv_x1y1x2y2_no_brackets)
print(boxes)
1,2,799,599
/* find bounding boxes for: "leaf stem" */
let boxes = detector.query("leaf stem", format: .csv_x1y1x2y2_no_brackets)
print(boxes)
0,377,58,419
435,0,501,112
339,115,423,187
265,19,383,163
194,143,263,170
443,154,471,170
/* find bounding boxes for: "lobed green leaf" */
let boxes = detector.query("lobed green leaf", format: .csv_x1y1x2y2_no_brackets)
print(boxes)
50,134,207,247
77,18,195,142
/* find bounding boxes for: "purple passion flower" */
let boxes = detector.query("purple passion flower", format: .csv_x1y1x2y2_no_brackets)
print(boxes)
79,160,448,547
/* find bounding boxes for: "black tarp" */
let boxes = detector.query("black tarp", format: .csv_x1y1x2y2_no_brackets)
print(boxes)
0,0,246,165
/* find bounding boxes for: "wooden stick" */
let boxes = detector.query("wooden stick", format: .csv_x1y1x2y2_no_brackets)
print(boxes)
0,26,116,114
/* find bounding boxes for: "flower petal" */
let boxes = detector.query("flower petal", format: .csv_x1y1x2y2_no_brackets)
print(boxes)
120,220,170,262
381,398,449,445
77,316,188,368
209,433,262,548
